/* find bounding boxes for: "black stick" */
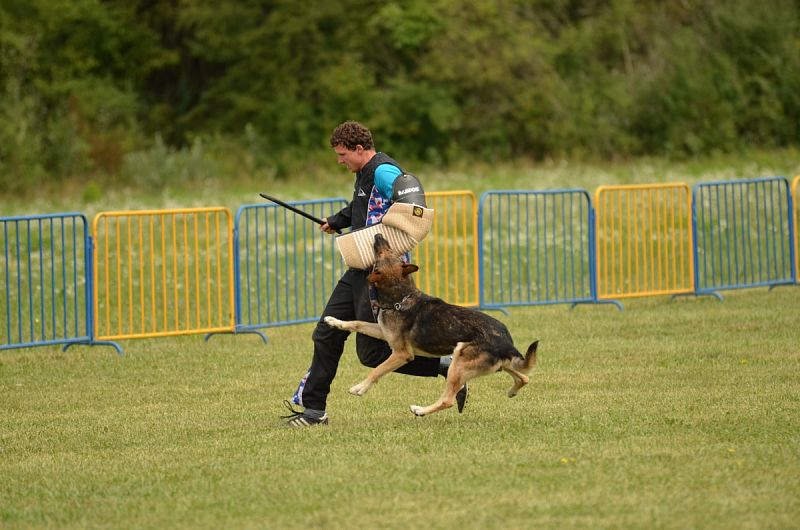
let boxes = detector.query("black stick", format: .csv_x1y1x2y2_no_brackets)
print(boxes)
259,193,342,234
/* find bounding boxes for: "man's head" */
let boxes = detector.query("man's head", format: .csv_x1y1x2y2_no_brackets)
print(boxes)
330,121,376,173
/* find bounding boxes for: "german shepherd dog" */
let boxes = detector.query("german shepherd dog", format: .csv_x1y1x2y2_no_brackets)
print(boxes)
325,233,538,416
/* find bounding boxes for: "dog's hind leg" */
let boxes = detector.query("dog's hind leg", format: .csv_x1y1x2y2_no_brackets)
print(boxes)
505,340,538,397
504,341,538,397
502,367,529,397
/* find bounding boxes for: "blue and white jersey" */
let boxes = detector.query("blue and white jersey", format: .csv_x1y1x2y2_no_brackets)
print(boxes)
365,163,403,226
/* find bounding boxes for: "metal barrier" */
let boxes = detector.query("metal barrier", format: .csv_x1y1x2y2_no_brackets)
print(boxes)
595,183,694,299
478,189,607,309
794,176,800,283
92,208,236,341
1,213,94,351
7,178,799,356
233,198,347,333
692,176,796,295
413,191,479,306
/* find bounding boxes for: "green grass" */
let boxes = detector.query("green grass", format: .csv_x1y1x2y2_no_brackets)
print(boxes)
2,287,799,529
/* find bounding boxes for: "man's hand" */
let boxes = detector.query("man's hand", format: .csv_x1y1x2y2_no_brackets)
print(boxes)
320,222,338,234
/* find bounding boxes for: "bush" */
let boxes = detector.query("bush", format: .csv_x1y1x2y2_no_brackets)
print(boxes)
1,0,799,191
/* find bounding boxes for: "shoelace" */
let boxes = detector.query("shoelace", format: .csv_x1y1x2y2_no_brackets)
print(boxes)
280,399,304,419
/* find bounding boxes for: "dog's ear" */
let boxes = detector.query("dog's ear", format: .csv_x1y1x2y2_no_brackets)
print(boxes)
401,263,419,276
367,270,381,283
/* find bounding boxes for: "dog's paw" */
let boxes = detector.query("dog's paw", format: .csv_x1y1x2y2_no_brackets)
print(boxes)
409,405,426,416
349,382,369,396
324,316,342,328
507,381,526,398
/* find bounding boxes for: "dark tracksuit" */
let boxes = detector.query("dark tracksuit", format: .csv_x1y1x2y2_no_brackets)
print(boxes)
298,153,439,411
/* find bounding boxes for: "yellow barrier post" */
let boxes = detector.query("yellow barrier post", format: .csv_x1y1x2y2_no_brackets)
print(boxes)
92,207,235,341
413,191,479,306
594,183,694,299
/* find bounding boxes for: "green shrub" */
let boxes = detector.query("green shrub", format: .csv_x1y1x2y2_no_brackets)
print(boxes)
1,0,799,191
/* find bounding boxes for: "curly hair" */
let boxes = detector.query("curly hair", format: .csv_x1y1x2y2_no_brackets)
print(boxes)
329,121,374,150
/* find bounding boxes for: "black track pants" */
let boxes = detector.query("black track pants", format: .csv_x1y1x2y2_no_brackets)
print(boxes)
298,268,439,411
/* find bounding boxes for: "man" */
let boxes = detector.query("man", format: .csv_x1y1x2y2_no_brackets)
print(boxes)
282,120,467,427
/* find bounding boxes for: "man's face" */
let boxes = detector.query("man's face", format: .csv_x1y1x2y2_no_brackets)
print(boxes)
334,144,365,173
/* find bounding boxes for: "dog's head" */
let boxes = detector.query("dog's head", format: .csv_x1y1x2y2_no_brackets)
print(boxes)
367,233,418,290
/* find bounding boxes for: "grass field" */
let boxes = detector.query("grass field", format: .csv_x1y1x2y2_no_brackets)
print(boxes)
2,286,799,529
2,151,800,528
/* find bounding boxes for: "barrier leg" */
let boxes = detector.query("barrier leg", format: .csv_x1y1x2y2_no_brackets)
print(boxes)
572,299,624,311
63,340,124,356
671,292,723,302
204,329,269,345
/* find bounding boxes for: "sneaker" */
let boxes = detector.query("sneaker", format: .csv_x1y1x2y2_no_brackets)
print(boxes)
456,383,468,413
281,400,329,427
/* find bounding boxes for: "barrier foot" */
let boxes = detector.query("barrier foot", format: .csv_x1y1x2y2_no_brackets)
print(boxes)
595,299,624,311
767,283,798,292
63,340,124,356
204,329,269,345
569,299,623,311
479,307,510,316
671,292,723,302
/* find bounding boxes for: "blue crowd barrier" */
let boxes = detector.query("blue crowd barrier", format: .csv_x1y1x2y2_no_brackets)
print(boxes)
478,189,618,310
232,198,348,337
1,213,93,351
692,176,797,296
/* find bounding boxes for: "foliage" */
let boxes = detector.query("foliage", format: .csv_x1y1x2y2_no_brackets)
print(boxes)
1,0,799,192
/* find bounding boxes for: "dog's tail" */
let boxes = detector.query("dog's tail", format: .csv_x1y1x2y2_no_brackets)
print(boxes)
511,340,538,374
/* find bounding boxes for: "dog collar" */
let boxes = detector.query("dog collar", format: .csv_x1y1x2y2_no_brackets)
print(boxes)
379,294,414,312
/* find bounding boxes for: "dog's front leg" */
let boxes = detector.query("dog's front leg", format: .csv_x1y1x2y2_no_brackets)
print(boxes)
324,316,384,340
409,378,462,417
410,358,465,417
410,342,468,417
349,348,413,396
